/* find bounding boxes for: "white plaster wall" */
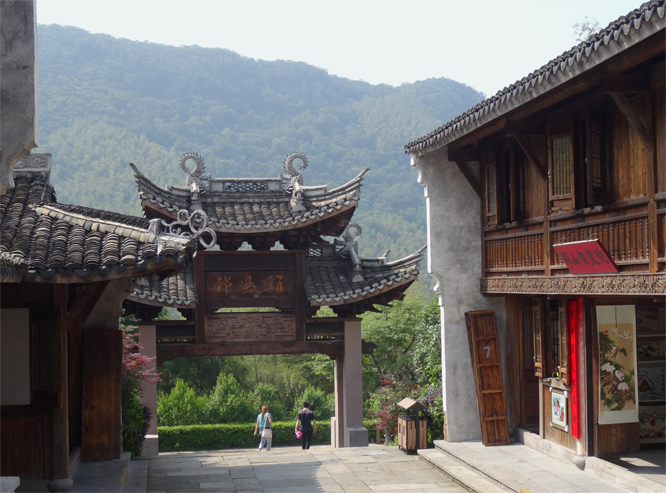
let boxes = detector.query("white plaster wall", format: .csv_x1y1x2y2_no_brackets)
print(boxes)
0,0,38,187
0,309,30,405
413,148,505,442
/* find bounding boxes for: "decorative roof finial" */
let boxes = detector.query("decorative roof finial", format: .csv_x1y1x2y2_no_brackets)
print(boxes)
180,152,211,196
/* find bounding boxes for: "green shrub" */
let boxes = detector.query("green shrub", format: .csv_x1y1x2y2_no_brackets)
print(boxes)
159,420,332,452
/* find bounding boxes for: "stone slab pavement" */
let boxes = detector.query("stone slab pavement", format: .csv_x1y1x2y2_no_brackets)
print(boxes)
139,445,474,492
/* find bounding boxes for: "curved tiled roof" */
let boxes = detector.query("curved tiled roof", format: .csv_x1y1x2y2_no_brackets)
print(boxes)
129,269,197,307
131,162,368,235
1,168,195,282
405,0,666,155
304,246,425,307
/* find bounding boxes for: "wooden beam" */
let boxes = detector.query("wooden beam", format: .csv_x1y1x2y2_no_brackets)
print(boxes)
157,340,344,362
511,133,547,180
67,282,109,323
610,92,653,151
448,148,480,162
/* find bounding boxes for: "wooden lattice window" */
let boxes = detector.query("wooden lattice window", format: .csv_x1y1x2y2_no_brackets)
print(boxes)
548,300,569,385
551,135,572,197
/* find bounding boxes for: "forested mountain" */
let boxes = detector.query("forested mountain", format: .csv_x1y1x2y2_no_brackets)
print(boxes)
37,25,484,259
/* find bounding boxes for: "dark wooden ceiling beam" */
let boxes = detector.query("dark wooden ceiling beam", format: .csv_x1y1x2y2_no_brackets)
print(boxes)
609,92,653,151
157,340,344,363
509,132,547,180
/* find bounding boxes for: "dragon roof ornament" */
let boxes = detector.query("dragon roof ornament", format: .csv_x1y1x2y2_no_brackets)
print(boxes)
336,222,364,282
180,152,212,197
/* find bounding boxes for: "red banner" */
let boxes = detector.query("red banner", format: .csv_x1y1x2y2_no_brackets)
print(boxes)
568,299,583,439
553,239,618,274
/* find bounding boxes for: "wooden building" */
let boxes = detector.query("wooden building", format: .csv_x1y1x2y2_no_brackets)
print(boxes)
0,155,198,490
406,0,664,464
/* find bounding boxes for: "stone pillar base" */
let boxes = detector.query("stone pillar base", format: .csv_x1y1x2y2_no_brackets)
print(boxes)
141,434,159,457
46,478,73,492
345,426,368,447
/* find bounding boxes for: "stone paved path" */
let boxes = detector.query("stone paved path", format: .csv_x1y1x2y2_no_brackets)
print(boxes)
144,445,469,492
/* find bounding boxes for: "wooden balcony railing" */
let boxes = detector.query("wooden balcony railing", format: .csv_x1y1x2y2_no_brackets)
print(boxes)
485,231,544,271
483,203,662,277
550,212,650,268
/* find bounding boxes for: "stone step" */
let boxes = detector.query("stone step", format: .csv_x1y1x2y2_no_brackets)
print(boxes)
418,448,506,493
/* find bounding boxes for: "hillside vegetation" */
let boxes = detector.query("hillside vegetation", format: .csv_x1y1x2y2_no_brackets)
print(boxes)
37,24,484,259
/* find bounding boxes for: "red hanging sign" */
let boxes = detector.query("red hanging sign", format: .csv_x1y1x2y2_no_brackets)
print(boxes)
568,299,583,439
553,239,618,275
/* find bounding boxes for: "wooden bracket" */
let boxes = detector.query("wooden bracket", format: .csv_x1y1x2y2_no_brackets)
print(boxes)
610,92,653,151
511,133,547,180
453,160,482,199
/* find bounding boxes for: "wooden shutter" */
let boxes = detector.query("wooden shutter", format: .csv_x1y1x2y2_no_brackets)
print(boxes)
484,154,497,226
532,303,544,378
548,124,574,212
585,110,604,205
465,310,510,446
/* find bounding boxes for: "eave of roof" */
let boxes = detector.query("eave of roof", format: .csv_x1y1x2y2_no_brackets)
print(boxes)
126,245,426,311
1,168,196,283
132,163,368,234
404,0,666,156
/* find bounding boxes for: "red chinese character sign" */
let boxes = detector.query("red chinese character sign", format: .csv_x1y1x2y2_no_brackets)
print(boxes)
553,239,618,275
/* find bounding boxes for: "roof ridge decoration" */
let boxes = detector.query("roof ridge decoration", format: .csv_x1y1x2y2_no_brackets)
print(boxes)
281,152,308,211
335,222,364,282
148,209,217,250
180,152,211,199
404,0,666,155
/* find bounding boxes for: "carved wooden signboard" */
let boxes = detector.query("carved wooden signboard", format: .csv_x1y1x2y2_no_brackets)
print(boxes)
195,251,305,344
464,310,511,446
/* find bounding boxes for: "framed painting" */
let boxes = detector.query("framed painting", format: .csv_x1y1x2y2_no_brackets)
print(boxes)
550,388,568,431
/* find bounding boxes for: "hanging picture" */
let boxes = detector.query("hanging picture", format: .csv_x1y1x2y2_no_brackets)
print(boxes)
550,388,568,431
596,305,639,425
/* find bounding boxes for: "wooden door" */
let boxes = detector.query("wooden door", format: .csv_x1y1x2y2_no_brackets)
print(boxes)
465,310,511,446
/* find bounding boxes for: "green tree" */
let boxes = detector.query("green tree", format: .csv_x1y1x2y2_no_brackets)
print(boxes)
157,379,207,426
205,372,255,423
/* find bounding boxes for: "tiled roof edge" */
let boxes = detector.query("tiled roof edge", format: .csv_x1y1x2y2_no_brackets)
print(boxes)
404,0,666,155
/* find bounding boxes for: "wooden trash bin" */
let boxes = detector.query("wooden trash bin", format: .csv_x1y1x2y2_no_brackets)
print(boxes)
397,415,428,453
397,397,428,454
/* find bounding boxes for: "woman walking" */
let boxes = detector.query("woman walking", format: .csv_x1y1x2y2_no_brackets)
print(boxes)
295,401,316,450
254,405,273,451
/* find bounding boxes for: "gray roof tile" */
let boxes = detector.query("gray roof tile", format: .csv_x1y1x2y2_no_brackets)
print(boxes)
405,0,666,155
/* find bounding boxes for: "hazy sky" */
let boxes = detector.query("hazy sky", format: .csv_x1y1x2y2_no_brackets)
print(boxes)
37,0,642,97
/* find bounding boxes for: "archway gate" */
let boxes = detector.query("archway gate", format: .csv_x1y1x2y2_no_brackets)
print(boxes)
123,153,424,451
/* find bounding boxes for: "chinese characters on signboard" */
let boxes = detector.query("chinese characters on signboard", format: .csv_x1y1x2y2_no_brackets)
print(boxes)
553,239,618,275
206,272,292,299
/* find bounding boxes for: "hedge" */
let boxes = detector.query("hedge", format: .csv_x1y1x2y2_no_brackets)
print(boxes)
158,419,380,452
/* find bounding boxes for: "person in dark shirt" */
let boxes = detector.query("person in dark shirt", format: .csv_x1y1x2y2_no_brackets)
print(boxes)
295,401,316,450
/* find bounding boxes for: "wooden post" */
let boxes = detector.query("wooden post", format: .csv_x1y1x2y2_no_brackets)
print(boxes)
48,285,73,492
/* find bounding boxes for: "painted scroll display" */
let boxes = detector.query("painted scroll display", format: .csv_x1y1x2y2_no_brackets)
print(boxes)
596,305,639,425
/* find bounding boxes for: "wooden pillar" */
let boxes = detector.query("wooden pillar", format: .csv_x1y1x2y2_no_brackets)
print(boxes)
81,329,122,460
47,285,73,492
79,279,130,461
